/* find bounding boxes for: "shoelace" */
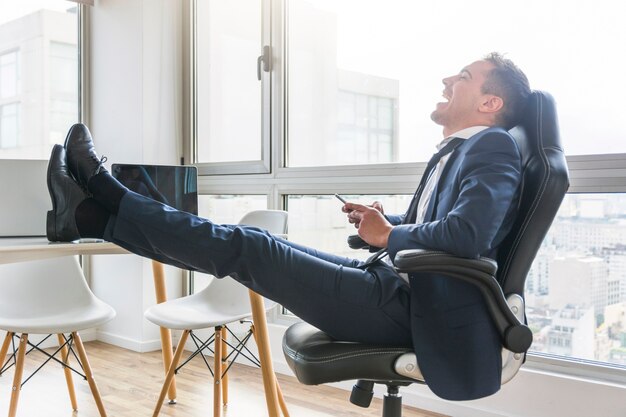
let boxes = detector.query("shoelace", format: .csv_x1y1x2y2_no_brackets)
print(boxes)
94,155,108,176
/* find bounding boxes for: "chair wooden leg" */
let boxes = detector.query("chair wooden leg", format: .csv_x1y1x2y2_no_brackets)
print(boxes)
58,334,78,411
275,378,290,417
0,332,13,374
72,332,107,417
213,326,222,417
8,333,28,417
221,327,228,406
152,260,177,403
249,291,282,417
152,330,189,417
251,325,290,417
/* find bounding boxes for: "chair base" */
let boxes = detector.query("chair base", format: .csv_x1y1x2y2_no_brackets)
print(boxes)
382,387,402,417
350,381,410,417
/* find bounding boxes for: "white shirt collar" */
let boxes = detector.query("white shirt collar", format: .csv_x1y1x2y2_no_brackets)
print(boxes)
437,126,489,150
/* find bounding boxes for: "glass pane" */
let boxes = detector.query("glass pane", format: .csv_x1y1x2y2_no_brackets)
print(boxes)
527,193,626,367
0,103,18,148
195,0,263,163
0,1,79,159
194,194,268,291
286,194,412,259
198,194,268,225
0,51,18,99
287,0,626,167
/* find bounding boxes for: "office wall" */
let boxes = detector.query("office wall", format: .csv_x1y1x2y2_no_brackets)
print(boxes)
88,0,184,351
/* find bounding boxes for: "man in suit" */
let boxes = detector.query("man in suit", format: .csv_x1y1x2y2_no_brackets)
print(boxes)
47,52,530,401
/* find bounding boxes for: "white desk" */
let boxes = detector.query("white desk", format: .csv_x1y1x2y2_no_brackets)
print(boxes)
0,237,288,417
0,237,127,265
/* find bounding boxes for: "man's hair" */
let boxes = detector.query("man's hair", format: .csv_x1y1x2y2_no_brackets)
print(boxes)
482,52,531,129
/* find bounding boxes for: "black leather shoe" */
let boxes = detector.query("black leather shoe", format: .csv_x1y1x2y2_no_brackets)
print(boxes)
64,123,108,192
46,144,88,242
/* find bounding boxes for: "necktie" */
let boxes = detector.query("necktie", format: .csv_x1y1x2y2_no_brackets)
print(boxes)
402,137,465,225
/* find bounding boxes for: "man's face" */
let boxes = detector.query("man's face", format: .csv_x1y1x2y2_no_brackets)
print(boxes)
430,59,496,136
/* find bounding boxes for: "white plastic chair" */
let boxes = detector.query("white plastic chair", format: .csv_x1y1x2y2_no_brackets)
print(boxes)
145,210,288,417
0,256,116,417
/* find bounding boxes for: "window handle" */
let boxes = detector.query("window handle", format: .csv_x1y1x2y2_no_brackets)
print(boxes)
257,45,271,80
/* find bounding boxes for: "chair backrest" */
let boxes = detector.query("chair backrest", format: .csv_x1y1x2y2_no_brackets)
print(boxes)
496,91,569,296
238,210,288,237
0,256,96,321
194,210,289,313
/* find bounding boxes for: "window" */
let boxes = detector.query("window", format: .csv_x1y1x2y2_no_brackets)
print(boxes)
191,0,626,377
49,41,78,144
527,194,626,366
0,1,80,159
194,0,268,173
198,194,268,225
286,194,411,259
0,50,20,149
0,103,18,148
287,0,626,161
0,50,19,99
334,91,395,165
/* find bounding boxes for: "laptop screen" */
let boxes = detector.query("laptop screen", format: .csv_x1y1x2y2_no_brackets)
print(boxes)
0,159,51,237
111,164,198,215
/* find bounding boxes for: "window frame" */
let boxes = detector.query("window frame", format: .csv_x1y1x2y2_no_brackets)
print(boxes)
187,0,626,380
188,0,272,175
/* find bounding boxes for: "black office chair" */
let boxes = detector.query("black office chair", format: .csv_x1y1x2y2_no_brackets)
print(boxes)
282,90,569,417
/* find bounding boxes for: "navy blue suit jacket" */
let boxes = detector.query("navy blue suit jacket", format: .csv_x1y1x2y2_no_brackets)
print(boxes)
386,127,522,400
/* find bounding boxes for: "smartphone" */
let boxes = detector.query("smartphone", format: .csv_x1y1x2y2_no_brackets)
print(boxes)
334,193,348,204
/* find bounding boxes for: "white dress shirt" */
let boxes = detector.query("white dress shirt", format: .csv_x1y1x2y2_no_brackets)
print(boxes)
382,126,489,282
414,126,489,223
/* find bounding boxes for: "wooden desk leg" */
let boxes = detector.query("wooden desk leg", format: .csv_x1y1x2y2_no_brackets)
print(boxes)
248,290,287,417
152,260,177,403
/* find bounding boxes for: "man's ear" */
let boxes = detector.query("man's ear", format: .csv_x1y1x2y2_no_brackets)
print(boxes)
479,95,504,114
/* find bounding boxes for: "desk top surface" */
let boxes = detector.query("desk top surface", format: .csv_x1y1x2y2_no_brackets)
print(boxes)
0,237,127,264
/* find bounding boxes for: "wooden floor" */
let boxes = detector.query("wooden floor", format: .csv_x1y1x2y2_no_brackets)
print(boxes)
0,341,447,417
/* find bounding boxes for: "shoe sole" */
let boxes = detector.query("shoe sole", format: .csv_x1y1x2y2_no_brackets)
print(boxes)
46,145,62,241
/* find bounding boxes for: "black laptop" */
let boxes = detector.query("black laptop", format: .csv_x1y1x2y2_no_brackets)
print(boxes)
111,164,198,215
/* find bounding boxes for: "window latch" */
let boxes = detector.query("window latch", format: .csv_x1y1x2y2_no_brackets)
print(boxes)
257,45,271,81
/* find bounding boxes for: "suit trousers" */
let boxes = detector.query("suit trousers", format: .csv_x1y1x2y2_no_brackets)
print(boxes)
103,191,413,347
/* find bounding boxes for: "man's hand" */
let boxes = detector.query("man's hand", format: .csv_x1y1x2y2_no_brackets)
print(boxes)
341,200,385,227
342,202,393,248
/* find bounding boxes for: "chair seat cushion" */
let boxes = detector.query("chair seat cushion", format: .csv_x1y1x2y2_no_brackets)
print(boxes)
144,291,254,330
282,322,417,385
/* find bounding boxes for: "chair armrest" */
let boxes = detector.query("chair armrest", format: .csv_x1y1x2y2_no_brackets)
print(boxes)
347,234,382,252
394,249,532,353
347,234,369,250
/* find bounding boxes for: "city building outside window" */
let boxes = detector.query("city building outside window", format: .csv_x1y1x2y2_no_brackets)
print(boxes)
0,1,79,159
